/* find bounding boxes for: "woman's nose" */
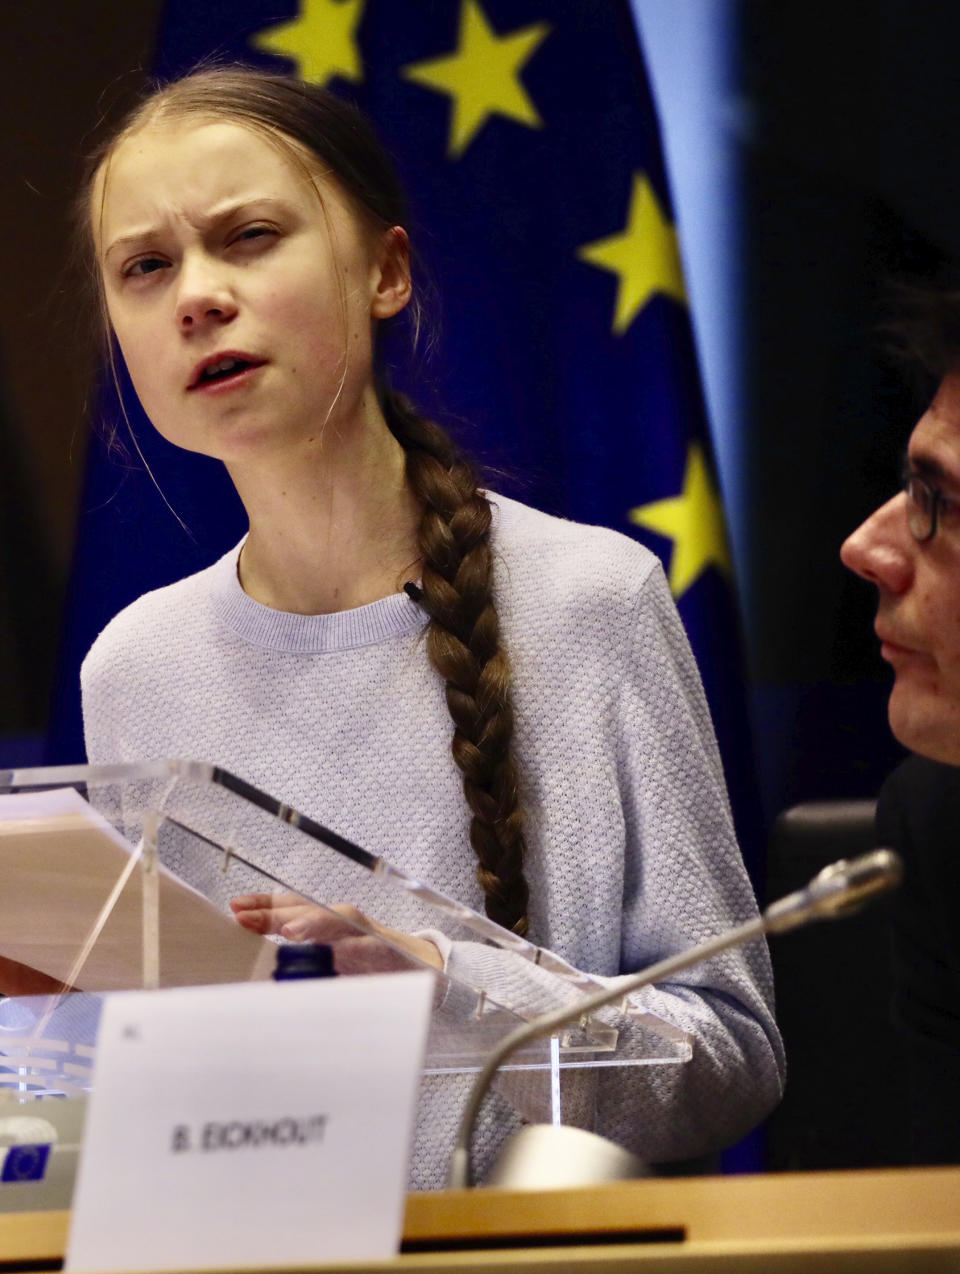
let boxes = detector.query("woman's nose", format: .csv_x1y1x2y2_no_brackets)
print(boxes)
840,493,915,595
175,258,237,330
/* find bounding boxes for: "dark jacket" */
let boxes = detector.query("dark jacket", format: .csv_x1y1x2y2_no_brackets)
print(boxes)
877,755,960,1163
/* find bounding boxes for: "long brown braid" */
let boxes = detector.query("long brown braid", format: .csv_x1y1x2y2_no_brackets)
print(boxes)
382,391,530,936
84,68,531,935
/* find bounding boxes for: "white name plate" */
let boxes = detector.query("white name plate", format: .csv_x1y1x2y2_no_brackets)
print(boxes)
66,971,434,1271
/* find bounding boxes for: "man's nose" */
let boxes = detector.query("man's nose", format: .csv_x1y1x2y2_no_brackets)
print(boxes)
840,493,915,595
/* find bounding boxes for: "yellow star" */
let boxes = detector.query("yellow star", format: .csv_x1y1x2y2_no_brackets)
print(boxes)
629,444,731,599
401,0,550,158
578,172,686,335
251,0,364,85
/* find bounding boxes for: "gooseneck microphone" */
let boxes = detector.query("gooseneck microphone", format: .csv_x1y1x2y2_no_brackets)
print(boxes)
448,849,903,1189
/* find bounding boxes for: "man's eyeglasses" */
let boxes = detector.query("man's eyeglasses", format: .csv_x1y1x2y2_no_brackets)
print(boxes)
903,469,960,542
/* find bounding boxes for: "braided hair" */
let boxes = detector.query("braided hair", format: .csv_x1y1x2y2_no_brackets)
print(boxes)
87,68,531,935
383,391,529,935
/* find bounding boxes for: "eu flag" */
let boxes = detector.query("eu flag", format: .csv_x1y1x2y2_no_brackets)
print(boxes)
51,0,760,883
1,1144,50,1183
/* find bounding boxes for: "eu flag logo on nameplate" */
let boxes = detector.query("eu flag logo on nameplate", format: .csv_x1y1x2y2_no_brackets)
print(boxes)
1,1144,51,1182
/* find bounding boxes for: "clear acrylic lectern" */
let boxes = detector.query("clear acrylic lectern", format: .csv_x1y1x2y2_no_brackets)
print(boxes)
0,760,690,1132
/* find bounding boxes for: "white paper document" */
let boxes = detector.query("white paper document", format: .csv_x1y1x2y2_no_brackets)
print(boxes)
0,787,273,989
66,972,434,1271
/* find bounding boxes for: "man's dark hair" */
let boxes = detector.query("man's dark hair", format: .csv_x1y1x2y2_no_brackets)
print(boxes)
886,270,960,382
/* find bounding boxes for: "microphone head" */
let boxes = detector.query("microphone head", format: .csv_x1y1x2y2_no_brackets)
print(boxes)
764,848,903,934
806,848,903,918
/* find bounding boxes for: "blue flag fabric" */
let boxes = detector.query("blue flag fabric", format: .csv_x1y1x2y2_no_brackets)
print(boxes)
50,0,760,884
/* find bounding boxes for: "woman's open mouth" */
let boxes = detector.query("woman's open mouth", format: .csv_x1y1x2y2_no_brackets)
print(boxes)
188,353,267,392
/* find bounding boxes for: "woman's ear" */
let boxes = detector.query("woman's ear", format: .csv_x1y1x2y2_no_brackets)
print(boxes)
370,225,412,319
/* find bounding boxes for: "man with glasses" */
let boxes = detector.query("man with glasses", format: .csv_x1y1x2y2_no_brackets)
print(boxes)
842,368,960,1163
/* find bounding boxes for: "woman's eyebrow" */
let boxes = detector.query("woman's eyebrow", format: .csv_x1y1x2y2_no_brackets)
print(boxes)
102,229,156,263
193,195,297,228
103,196,297,262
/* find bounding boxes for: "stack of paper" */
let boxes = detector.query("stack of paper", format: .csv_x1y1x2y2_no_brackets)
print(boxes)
0,788,274,991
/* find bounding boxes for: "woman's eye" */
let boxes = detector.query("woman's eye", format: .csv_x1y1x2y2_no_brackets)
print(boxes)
125,256,169,279
232,225,276,246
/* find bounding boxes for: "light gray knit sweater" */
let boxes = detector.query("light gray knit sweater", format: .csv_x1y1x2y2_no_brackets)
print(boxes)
81,493,784,1187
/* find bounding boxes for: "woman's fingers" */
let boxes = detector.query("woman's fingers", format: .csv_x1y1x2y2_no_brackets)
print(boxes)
279,905,368,943
231,893,317,934
230,897,368,941
230,891,300,916
228,895,442,972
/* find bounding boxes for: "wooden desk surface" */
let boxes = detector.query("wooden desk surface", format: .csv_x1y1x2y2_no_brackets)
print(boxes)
1,1166,958,1272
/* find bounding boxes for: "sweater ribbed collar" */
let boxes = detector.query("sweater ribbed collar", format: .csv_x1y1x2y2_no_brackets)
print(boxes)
207,539,428,654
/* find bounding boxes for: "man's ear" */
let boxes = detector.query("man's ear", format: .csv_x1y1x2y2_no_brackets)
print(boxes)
370,225,412,319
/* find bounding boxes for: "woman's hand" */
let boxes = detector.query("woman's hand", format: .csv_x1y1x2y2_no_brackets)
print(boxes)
229,893,443,975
